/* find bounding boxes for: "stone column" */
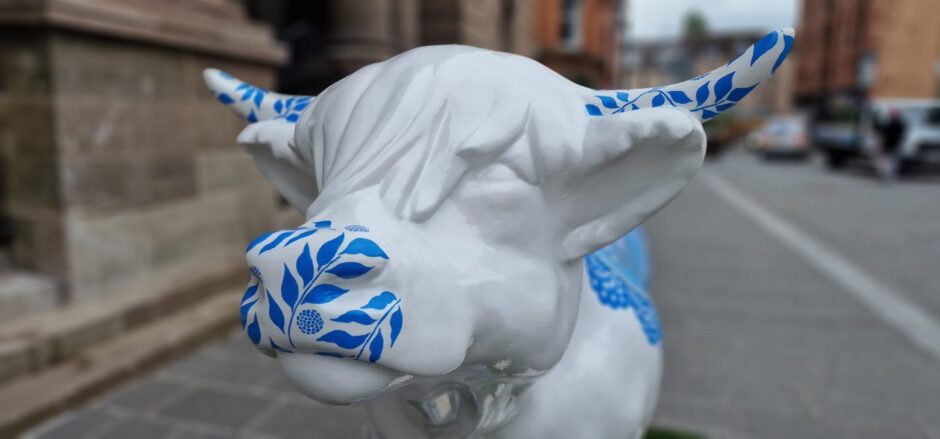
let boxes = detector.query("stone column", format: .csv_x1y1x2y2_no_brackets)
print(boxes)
0,0,290,310
328,0,399,74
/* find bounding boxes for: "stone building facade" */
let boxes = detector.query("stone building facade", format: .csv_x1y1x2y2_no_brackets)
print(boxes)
0,0,294,316
244,0,622,94
796,0,940,103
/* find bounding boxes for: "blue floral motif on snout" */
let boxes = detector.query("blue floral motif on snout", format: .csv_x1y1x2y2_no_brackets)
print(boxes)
585,230,661,345
239,221,403,363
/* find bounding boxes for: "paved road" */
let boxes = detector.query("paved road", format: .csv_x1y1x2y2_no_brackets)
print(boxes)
23,151,940,438
648,152,940,438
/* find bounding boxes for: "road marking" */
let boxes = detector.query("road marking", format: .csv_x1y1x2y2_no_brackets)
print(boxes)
701,171,940,365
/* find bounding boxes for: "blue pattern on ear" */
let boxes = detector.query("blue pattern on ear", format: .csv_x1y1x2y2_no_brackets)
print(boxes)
585,228,661,345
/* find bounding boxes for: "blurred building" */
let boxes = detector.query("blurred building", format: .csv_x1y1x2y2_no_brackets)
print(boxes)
622,31,794,115
244,0,623,94
795,0,940,106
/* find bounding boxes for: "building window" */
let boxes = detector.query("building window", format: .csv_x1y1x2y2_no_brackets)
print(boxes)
560,0,582,50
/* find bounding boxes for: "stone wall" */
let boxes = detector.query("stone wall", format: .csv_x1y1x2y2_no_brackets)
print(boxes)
0,0,297,310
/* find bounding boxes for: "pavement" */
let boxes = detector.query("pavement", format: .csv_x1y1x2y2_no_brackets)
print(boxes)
21,151,940,439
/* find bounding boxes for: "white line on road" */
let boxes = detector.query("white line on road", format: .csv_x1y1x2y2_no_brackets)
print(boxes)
701,170,940,365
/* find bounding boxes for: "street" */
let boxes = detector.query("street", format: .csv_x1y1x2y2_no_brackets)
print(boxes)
649,152,940,438
24,151,940,439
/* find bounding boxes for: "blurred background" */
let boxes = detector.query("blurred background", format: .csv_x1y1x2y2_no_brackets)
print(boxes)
0,0,938,438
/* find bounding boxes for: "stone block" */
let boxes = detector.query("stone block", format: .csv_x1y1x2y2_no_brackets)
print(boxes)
67,209,152,300
0,99,60,211
0,339,33,384
194,149,265,193
54,98,134,155
60,150,196,212
8,213,68,282
0,271,57,321
60,153,150,210
0,30,52,97
50,33,184,101
178,101,247,153
236,183,283,241
146,191,242,259
145,153,197,205
131,102,187,153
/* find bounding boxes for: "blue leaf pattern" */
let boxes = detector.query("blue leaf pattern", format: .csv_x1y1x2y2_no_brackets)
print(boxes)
390,307,403,346
285,228,317,246
209,70,313,125
296,244,314,286
241,221,404,362
369,332,384,363
246,232,273,252
327,262,373,279
342,238,389,259
260,230,295,254
304,284,349,305
651,94,665,107
696,82,710,106
667,90,692,104
332,310,377,325
241,284,259,304
240,300,255,328
728,85,756,102
598,95,619,109
247,316,261,345
713,72,735,101
773,35,794,73
280,264,298,308
267,290,286,332
318,233,344,267
362,291,396,310
751,31,779,65
317,330,368,349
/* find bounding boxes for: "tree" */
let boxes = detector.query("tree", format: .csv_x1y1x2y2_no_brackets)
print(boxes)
683,10,708,40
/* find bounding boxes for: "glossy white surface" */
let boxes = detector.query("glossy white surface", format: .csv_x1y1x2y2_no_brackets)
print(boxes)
203,29,793,438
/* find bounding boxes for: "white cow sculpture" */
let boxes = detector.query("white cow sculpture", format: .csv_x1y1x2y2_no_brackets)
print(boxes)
204,29,793,438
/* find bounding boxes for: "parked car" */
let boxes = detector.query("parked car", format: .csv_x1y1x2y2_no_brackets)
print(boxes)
813,99,940,174
705,112,761,159
748,114,810,160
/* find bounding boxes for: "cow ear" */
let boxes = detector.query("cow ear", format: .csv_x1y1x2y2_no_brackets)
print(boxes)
559,108,705,260
237,120,319,212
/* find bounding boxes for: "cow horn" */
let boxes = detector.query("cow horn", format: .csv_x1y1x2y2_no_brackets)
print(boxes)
586,28,794,122
203,68,314,124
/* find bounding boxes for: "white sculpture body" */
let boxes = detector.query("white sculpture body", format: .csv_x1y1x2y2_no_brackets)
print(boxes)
203,29,793,438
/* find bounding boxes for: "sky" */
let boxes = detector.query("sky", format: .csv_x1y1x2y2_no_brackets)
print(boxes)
628,0,799,41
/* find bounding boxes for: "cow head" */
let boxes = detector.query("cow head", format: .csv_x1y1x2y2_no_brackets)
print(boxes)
204,30,794,409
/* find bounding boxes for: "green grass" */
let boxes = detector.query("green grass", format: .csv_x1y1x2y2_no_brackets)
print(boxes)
644,426,708,439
